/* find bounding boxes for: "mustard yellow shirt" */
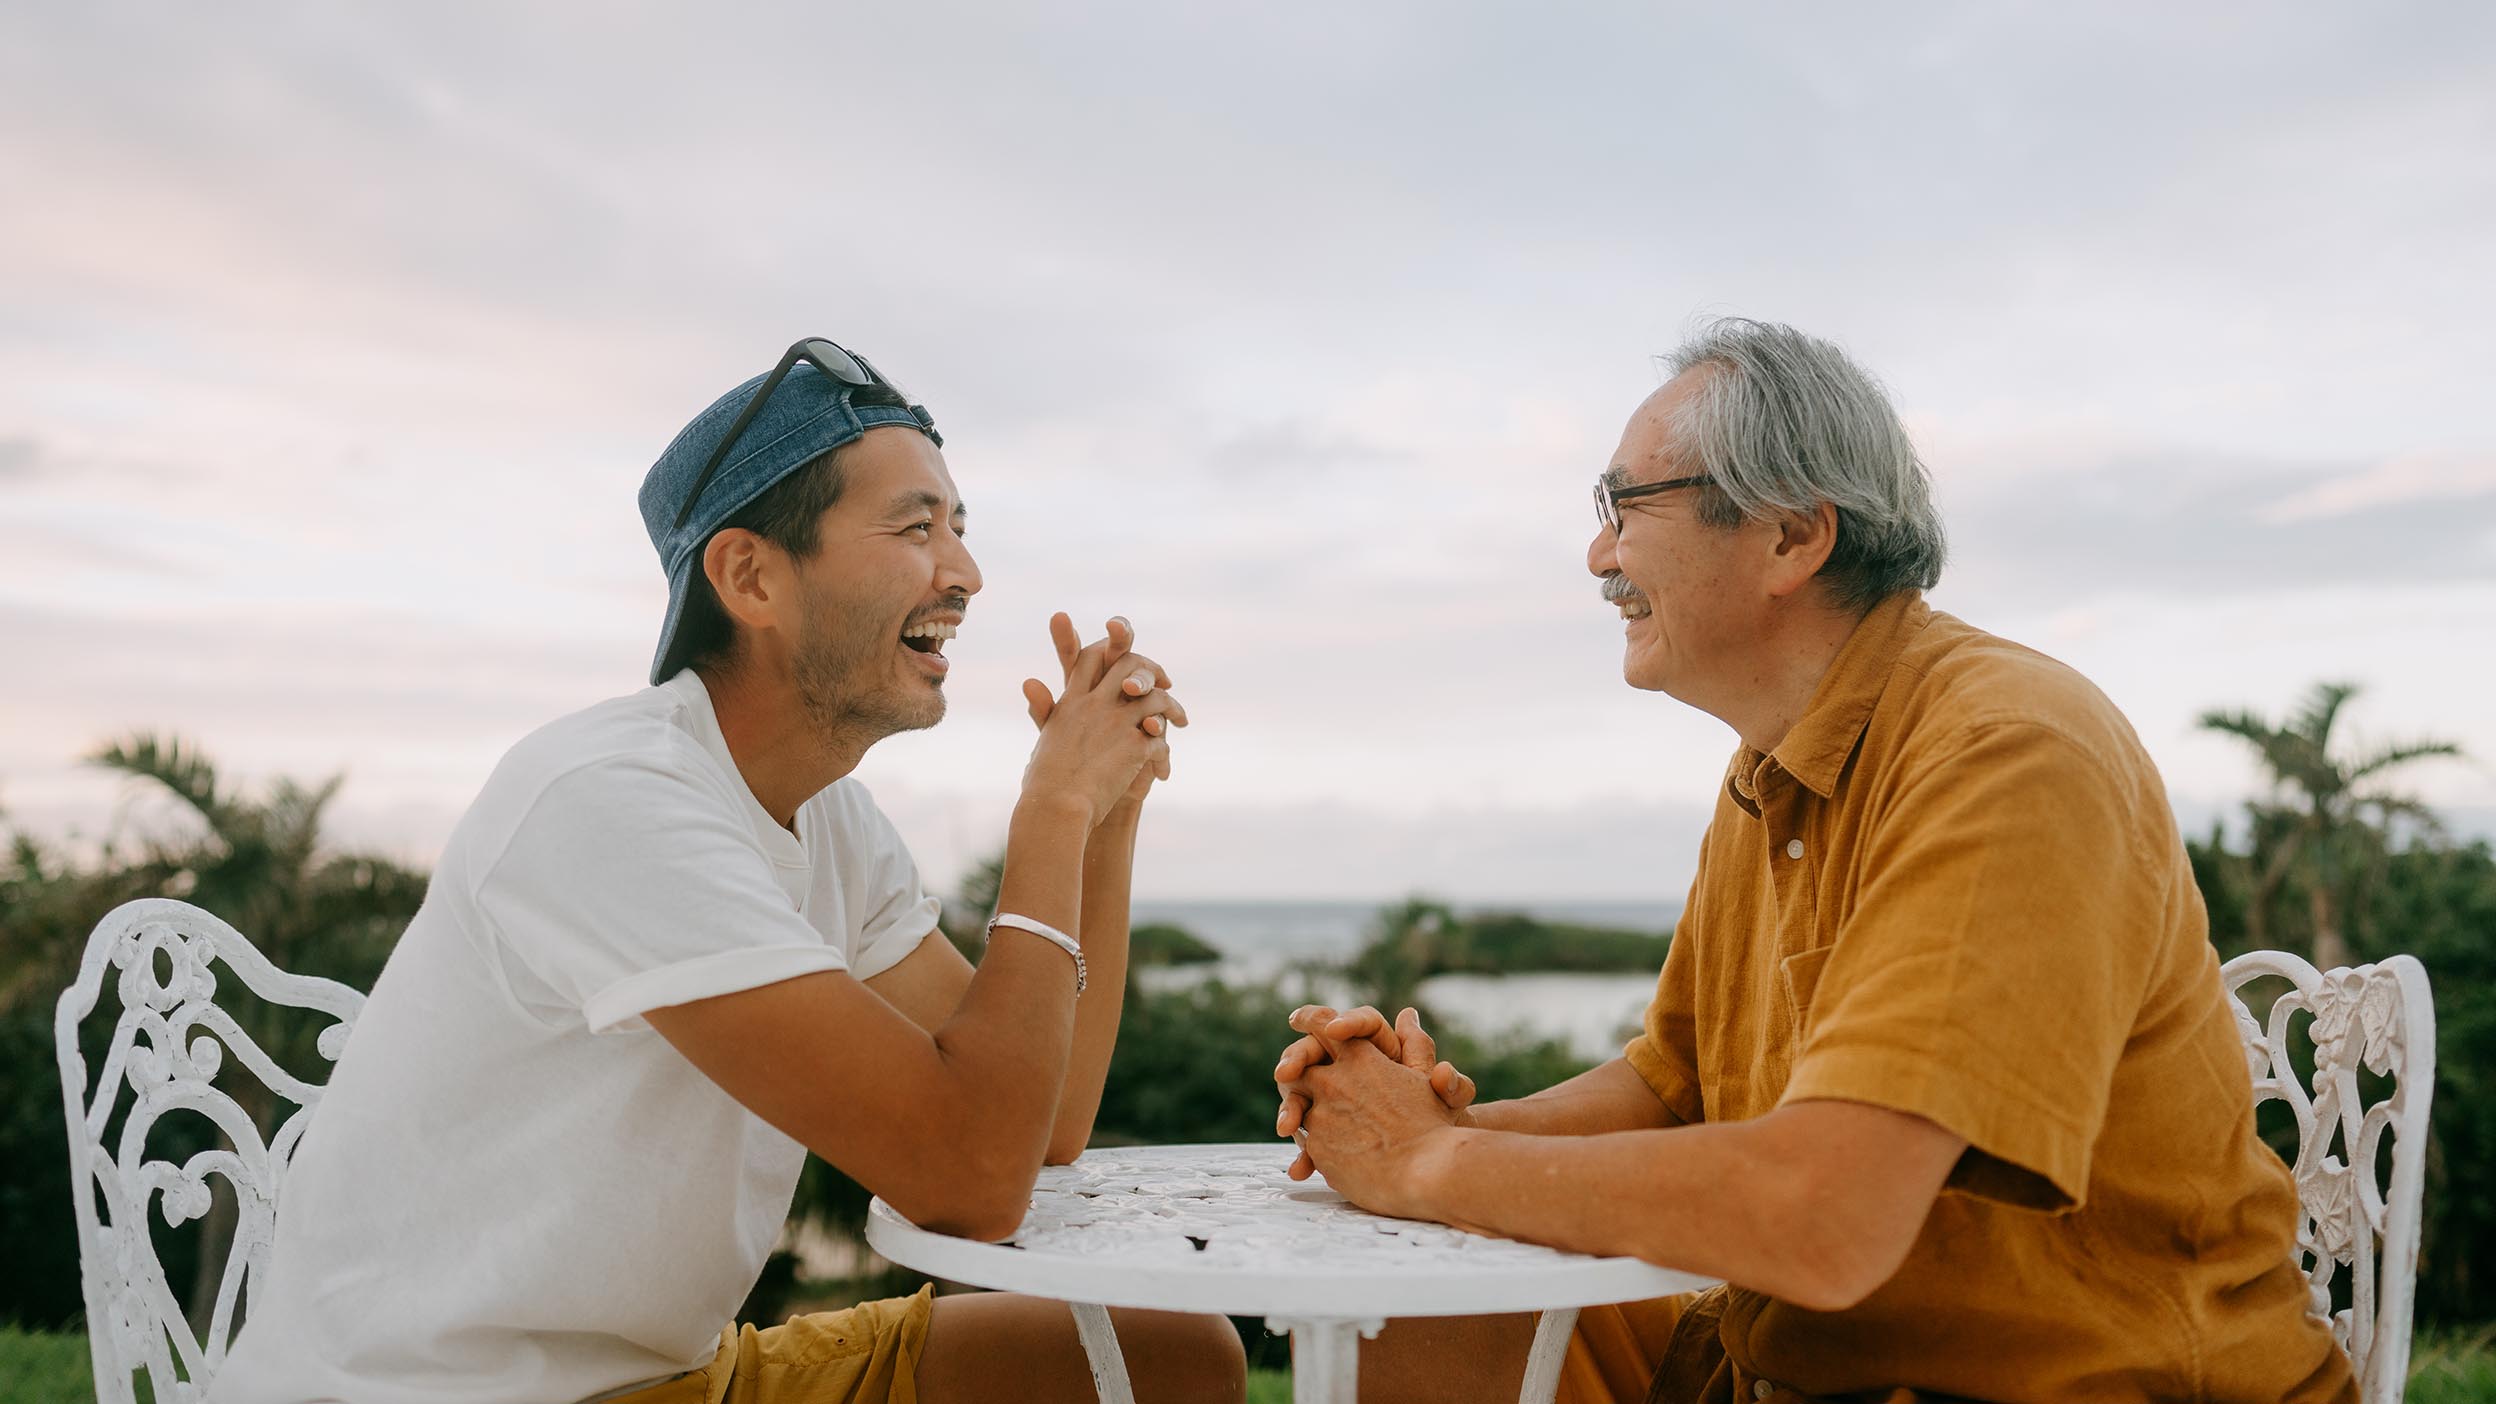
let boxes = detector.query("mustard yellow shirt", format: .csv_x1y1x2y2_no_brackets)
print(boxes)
1624,592,2353,1403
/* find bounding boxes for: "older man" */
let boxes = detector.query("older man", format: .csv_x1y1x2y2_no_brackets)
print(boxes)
1274,319,2352,1403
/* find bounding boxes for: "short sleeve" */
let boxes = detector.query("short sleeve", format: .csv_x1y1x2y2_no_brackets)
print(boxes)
477,756,847,1035
1779,721,2166,1212
1624,861,1708,1127
829,786,943,983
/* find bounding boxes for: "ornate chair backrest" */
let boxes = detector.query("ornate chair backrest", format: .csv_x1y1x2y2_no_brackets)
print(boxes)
53,899,366,1404
2220,950,2435,1404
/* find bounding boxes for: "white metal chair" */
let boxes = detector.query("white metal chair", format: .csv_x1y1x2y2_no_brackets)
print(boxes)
2221,950,2435,1403
54,898,366,1404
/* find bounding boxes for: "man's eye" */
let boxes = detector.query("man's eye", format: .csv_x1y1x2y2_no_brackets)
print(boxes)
906,521,934,536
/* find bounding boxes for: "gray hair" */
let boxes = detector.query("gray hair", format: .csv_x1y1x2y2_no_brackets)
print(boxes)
1663,318,1946,611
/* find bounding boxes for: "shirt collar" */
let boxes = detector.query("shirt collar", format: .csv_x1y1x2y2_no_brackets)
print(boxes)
1754,590,1931,800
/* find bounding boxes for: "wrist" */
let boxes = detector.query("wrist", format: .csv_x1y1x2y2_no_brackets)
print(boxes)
1400,1123,1472,1217
1013,789,1096,832
1090,801,1144,848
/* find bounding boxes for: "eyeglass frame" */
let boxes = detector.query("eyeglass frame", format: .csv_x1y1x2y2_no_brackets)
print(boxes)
1593,473,1713,534
671,337,937,532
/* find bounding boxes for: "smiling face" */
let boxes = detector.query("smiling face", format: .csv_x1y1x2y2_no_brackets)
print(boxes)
781,426,980,741
1587,372,1783,704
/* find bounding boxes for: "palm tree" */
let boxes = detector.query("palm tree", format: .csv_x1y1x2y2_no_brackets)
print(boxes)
2198,682,2462,970
6,735,428,1329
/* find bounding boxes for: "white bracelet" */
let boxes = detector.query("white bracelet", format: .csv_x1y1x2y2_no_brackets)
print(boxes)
987,913,1086,996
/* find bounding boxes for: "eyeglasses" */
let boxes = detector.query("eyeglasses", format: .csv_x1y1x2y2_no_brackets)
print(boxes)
671,337,933,532
1593,473,1712,534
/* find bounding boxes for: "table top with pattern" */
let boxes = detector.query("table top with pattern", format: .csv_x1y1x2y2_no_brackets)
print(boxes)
866,1142,1715,1318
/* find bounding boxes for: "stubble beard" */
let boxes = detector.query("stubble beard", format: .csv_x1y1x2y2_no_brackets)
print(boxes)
792,586,947,748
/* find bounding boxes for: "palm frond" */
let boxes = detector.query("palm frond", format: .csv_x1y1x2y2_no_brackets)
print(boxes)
2198,708,2330,796
86,733,235,833
2292,681,2363,746
2347,738,2466,784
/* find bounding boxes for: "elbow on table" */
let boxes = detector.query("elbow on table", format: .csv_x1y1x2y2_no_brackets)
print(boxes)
876,1129,1044,1242
898,1173,1034,1243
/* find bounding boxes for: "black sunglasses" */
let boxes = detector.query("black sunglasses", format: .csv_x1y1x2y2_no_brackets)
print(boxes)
671,337,929,532
1593,473,1713,534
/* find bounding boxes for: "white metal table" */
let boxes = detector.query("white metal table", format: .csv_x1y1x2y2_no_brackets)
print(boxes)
866,1142,1716,1404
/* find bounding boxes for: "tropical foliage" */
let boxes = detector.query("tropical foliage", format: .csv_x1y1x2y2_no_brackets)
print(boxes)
2197,680,2463,970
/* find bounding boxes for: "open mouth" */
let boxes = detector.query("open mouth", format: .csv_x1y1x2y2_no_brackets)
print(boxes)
1618,599,1653,621
900,619,958,658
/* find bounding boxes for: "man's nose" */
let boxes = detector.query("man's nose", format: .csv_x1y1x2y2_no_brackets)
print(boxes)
1587,524,1619,579
940,530,983,598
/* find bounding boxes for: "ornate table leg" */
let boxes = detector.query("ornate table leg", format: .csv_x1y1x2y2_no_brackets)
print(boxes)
1517,1307,1579,1404
1068,1302,1135,1404
1268,1315,1384,1404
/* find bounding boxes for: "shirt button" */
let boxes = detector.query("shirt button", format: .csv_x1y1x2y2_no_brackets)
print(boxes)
1753,1382,1775,1400
1785,838,1804,860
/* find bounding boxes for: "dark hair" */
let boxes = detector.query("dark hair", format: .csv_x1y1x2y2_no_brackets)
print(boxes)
677,380,918,678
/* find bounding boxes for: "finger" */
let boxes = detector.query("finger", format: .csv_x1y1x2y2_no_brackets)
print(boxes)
1430,1062,1477,1110
1163,694,1189,729
1109,648,1170,693
1275,1035,1328,1082
1288,1006,1343,1035
1121,666,1158,698
1148,736,1172,783
1049,611,1082,676
1323,1006,1402,1060
1395,1007,1437,1071
1276,1087,1307,1136
1103,615,1134,666
1022,678,1055,730
1288,1149,1316,1180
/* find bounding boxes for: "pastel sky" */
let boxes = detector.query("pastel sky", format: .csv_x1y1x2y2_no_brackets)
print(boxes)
5,3,2492,901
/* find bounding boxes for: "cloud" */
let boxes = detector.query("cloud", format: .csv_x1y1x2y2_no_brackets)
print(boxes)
2256,455,2496,524
1938,448,2496,611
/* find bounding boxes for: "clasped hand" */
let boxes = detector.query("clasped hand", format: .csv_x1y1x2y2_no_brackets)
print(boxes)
1271,1004,1476,1217
1020,613,1188,822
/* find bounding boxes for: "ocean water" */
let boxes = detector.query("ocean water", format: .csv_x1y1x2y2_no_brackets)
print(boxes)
1125,897,1678,968
1124,898,1676,1060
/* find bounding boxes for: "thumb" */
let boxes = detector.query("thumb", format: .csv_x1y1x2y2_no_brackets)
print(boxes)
1022,678,1056,729
1395,1007,1436,1071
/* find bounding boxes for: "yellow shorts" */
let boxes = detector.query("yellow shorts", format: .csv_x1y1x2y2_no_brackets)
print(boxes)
606,1286,937,1404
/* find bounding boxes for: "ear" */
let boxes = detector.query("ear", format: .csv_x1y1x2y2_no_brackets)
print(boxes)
1764,501,1840,600
702,528,789,634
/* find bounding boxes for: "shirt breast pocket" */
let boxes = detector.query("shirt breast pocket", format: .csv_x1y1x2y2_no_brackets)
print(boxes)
1778,944,1836,1030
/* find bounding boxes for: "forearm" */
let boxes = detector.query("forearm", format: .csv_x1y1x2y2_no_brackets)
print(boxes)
1397,1097,1959,1313
931,795,1093,1190
1406,1120,1837,1305
1045,803,1139,1161
1464,1057,1678,1137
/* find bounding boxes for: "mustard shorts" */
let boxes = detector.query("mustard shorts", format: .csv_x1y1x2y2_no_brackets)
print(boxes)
608,1286,937,1404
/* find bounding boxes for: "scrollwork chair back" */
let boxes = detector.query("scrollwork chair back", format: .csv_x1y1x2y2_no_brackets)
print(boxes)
2221,950,2434,1404
53,898,366,1404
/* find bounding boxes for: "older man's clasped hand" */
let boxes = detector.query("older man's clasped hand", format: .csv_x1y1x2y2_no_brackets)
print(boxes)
1272,1004,1479,1218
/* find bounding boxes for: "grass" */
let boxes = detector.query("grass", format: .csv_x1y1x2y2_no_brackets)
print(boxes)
9,1324,2494,1401
0,1325,109,1404
2413,1325,2496,1404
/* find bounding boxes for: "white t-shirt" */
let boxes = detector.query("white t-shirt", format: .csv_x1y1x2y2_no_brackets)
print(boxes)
213,671,941,1404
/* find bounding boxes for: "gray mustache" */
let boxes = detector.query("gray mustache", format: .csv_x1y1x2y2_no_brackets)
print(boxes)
1600,574,1646,608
